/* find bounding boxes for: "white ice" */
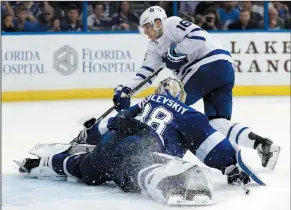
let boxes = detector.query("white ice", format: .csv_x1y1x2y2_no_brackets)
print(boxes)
2,97,290,210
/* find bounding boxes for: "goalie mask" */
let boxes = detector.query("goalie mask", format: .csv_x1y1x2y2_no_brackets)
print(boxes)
155,78,187,103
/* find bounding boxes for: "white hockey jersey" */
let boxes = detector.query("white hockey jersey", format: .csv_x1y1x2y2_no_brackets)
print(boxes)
126,16,234,91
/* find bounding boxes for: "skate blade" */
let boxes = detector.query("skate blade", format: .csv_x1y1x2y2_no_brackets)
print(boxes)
13,160,28,173
167,194,213,206
267,145,281,170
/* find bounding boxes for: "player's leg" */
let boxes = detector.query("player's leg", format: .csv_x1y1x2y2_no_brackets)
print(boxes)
209,117,280,170
180,110,255,187
183,60,234,106
204,79,281,170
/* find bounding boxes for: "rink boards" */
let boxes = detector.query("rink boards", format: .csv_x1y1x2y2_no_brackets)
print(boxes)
1,32,290,101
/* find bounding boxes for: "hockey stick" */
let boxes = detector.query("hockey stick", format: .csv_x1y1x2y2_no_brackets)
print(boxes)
82,67,165,129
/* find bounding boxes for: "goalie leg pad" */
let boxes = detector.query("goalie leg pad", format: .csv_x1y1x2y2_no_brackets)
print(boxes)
27,155,67,181
28,143,72,157
16,143,77,181
138,155,213,206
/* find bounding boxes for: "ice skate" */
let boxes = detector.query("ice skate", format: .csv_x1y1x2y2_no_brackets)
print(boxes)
255,138,281,170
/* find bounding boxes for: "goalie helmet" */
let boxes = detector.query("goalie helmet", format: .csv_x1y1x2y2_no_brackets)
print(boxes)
139,6,167,32
155,78,187,103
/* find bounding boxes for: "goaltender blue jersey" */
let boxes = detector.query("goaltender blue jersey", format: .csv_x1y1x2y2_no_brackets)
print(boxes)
94,94,236,171
126,94,235,170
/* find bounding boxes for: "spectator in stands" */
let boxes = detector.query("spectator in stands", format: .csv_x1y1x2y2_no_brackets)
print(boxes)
200,8,221,30
13,4,36,31
11,1,40,23
285,18,291,29
144,2,173,16
87,2,112,31
2,2,15,17
179,2,198,23
58,1,83,20
240,1,262,23
43,2,65,21
228,10,259,30
37,6,54,31
194,2,217,16
88,1,116,18
60,5,83,31
111,1,139,31
159,2,173,17
2,13,16,32
51,16,61,31
216,1,240,29
271,1,290,20
179,1,199,17
103,1,114,18
21,1,41,21
252,2,264,17
259,6,285,29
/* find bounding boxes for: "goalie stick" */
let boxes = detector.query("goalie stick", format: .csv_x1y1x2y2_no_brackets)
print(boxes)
236,149,265,186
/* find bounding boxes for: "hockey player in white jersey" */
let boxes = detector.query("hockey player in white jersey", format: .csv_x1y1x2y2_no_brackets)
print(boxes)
112,6,280,171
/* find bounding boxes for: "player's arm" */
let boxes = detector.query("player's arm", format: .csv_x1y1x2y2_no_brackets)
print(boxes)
70,112,117,145
174,25,206,56
162,17,205,70
72,102,144,145
127,48,162,92
113,46,162,112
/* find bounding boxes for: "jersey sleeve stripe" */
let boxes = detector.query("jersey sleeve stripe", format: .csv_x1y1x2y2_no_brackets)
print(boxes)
196,131,226,162
136,73,147,80
141,66,155,73
136,73,153,84
190,28,203,32
185,35,206,41
235,127,249,144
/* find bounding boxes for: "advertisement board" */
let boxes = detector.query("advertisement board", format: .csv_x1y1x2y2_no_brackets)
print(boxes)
2,33,290,101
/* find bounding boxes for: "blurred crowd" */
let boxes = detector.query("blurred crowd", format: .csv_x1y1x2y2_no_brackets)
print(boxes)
179,1,291,30
1,1,291,33
1,1,84,32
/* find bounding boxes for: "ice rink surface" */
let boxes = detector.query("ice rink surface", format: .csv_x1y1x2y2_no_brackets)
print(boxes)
2,97,290,210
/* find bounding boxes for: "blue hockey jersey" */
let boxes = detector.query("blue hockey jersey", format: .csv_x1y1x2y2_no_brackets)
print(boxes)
94,94,236,171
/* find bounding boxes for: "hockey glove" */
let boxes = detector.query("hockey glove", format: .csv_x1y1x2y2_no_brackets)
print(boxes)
113,85,132,112
224,164,251,185
162,45,187,70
